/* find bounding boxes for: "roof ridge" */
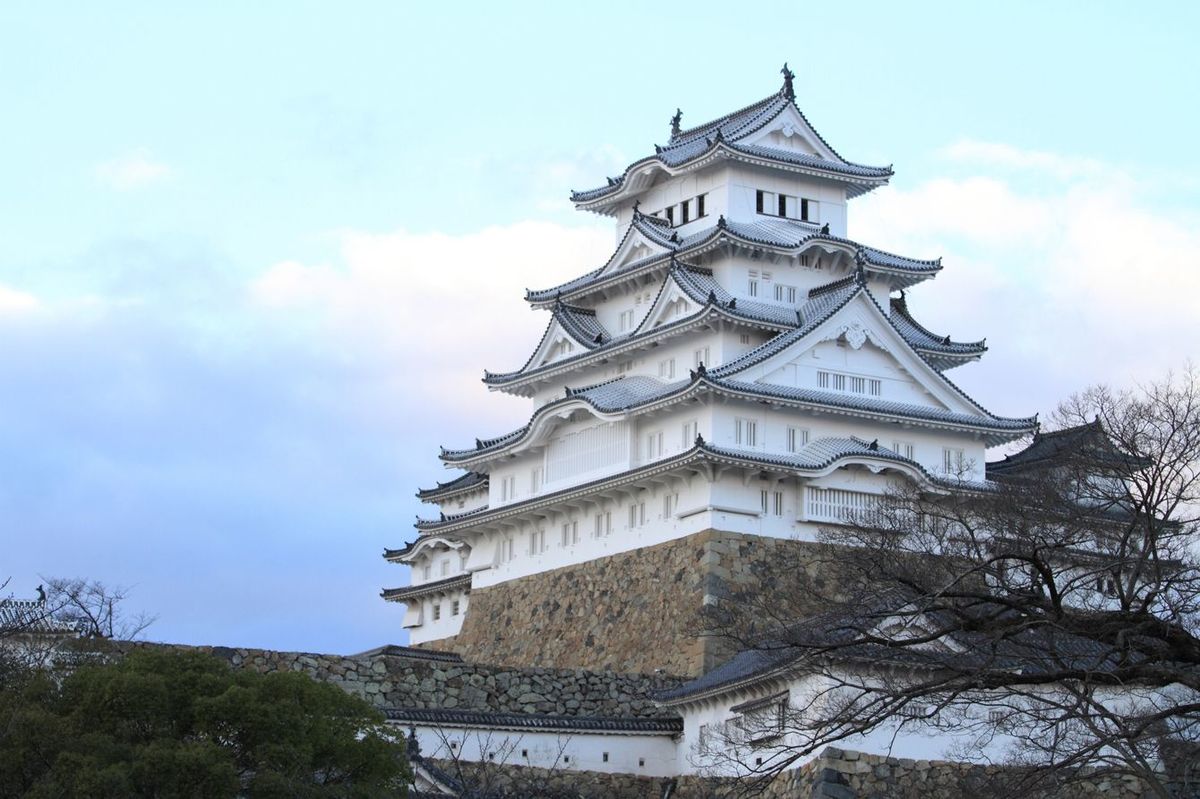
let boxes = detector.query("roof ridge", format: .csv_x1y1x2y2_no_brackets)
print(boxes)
669,92,782,143
890,292,984,349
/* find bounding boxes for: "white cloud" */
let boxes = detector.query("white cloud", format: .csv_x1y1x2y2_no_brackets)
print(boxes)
94,149,172,190
253,220,612,431
253,141,1199,447
0,283,40,314
853,145,1200,419
940,139,1109,181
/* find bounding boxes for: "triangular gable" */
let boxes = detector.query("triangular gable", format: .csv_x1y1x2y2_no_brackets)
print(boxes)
728,292,985,417
869,608,968,655
739,103,842,162
597,218,673,279
634,270,706,333
526,317,593,372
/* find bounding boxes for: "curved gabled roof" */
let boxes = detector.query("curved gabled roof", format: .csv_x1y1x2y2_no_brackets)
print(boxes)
451,280,1035,464
417,435,992,534
443,372,1035,467
572,89,892,208
415,471,488,502
707,278,1016,425
889,293,985,368
526,214,941,306
485,262,800,388
380,574,470,603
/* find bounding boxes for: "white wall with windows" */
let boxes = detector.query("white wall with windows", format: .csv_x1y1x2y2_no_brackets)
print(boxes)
405,723,678,778
724,165,849,237
401,589,470,644
613,165,731,241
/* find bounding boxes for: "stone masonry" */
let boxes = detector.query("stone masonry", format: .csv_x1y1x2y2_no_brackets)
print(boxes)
126,641,683,719
438,530,842,676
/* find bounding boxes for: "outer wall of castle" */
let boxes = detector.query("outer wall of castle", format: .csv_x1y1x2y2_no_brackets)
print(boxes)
424,530,841,677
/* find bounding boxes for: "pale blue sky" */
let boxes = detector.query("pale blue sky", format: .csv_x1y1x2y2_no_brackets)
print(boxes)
2,2,1197,653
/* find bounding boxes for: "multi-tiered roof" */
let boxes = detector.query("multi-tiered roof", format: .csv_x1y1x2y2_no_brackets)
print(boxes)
385,68,1037,624
570,69,893,211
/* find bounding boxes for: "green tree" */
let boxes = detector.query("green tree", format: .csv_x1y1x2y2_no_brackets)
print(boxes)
0,648,408,798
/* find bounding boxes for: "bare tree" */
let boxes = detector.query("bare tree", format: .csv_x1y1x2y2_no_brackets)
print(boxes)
0,577,155,676
39,576,156,641
702,368,1200,798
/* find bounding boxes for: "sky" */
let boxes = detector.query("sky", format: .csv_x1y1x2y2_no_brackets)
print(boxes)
1,2,1198,654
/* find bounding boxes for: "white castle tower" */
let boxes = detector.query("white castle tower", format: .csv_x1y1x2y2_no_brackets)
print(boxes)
385,67,1037,647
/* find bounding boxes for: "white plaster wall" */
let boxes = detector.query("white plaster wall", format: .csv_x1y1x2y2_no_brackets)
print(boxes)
433,487,489,516
706,401,988,482
675,675,1013,777
404,590,469,645
613,166,731,240
709,253,851,305
724,164,848,237
405,723,679,778
526,324,770,409
408,542,472,586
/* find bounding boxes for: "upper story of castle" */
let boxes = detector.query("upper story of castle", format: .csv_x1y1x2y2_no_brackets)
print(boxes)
571,65,891,242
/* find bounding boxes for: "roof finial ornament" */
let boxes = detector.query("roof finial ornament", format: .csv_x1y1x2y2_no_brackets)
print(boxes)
820,222,830,235
781,63,796,100
670,108,682,138
869,439,879,451
632,200,640,214
36,584,46,604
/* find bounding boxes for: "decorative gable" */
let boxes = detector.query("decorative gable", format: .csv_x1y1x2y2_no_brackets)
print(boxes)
740,105,841,162
636,278,703,333
527,320,587,371
598,224,672,279
733,294,981,414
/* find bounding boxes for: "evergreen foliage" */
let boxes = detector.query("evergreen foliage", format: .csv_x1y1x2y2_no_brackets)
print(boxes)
0,649,408,798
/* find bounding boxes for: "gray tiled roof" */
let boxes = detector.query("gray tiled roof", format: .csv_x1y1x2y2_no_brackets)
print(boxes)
485,263,799,386
526,215,939,305
450,279,1034,463
709,436,919,473
446,366,1034,466
572,92,891,205
415,471,488,502
381,574,471,603
710,380,1036,433
351,644,464,663
889,294,985,366
554,302,610,347
655,595,1131,705
0,597,81,636
385,707,683,734
986,419,1142,476
414,436,1002,536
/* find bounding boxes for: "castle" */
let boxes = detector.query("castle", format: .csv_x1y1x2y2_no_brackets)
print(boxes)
383,66,1034,663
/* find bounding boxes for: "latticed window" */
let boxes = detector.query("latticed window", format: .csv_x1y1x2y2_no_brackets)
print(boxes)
735,417,758,447
807,487,877,522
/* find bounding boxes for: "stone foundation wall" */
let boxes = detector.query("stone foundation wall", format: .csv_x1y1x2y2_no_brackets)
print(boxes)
126,642,683,719
418,748,1156,799
424,760,671,799
718,747,1156,799
441,530,841,676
